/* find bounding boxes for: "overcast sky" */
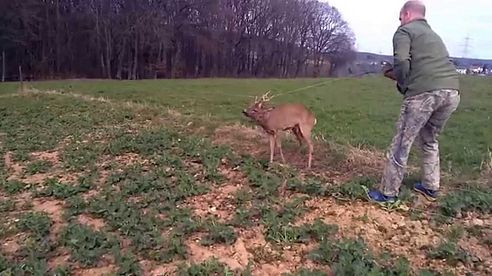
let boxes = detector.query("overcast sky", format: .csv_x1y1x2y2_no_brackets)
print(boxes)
324,0,492,59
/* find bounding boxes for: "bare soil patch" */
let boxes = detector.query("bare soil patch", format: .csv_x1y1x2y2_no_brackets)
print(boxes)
81,189,101,201
213,124,388,183
31,150,61,165
32,198,66,236
1,233,27,255
48,248,71,270
186,234,250,271
182,164,249,221
214,123,268,157
4,150,81,185
184,225,330,275
11,191,34,209
4,151,24,180
72,263,116,276
97,153,153,172
140,260,179,276
113,153,153,168
183,185,239,222
297,196,491,275
77,214,106,231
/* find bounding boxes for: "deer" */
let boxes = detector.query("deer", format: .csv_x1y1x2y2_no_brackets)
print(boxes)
242,91,317,169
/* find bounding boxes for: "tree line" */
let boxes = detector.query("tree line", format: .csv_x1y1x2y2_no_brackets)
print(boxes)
0,0,356,81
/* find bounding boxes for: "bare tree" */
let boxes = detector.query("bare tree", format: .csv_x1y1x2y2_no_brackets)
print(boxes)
0,0,356,80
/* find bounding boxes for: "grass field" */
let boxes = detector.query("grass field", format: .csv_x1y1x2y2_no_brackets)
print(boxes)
1,76,490,174
0,77,491,275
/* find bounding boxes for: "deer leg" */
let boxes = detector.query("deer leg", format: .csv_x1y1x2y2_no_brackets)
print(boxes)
292,126,303,152
307,138,313,169
299,125,314,169
276,134,286,163
269,134,275,164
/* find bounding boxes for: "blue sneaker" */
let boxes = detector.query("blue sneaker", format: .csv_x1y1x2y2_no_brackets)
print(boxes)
367,190,397,203
414,182,438,201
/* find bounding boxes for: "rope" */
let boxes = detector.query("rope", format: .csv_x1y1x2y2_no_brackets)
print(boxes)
272,79,334,98
266,71,375,99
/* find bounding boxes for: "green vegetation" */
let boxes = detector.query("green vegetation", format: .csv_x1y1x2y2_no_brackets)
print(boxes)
35,177,94,199
200,219,238,246
11,76,491,174
26,160,53,175
0,76,490,275
1,179,28,195
17,211,53,238
309,238,412,275
61,223,117,267
438,186,492,217
177,257,239,276
428,226,473,266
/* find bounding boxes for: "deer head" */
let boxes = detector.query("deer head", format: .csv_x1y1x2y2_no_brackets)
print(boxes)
242,91,275,120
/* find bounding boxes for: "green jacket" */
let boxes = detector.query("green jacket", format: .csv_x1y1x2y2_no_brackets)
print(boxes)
393,19,460,97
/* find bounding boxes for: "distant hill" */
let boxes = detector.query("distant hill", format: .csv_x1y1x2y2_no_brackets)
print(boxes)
356,52,492,68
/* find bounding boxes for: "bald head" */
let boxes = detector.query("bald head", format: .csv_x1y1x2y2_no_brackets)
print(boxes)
402,1,426,16
399,1,426,25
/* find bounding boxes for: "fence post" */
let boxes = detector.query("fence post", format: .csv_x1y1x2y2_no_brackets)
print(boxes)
1,49,5,82
19,65,24,93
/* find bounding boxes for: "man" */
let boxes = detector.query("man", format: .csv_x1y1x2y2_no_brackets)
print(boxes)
368,0,461,203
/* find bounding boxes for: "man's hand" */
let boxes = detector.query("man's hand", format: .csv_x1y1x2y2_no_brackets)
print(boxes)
382,63,404,94
383,64,397,81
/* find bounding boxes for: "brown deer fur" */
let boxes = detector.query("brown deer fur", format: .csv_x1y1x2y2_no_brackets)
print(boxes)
242,93,317,169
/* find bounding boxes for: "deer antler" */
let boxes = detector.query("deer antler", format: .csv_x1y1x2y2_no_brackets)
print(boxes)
259,90,275,102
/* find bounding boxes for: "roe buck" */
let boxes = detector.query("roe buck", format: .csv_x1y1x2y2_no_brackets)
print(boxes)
242,92,317,169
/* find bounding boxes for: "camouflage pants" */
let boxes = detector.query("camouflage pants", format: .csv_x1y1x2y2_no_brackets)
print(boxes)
381,89,460,197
